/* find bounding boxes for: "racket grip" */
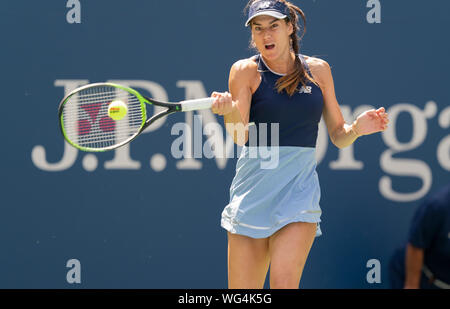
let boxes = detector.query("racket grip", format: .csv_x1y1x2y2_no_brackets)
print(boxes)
180,98,214,112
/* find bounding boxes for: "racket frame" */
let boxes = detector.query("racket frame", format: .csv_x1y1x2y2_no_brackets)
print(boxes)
58,82,182,152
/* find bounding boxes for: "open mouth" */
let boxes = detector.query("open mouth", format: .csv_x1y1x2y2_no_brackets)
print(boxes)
265,44,275,50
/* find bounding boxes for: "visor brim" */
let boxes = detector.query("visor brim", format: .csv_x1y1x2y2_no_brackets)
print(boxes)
245,11,288,27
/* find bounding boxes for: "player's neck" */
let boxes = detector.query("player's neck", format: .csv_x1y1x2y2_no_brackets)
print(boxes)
262,51,296,75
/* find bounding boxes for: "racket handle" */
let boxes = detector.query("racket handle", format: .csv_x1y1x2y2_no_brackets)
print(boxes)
180,98,214,112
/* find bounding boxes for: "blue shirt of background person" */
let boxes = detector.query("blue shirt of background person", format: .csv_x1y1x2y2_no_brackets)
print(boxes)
408,183,450,287
390,183,450,289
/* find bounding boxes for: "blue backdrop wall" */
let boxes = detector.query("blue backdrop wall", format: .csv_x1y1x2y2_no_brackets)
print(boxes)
1,0,449,288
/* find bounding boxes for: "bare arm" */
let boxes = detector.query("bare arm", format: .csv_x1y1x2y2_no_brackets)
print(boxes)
310,58,389,149
211,59,257,146
404,243,424,289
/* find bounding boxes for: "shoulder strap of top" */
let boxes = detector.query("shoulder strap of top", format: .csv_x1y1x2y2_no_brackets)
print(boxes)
254,54,269,73
299,54,311,75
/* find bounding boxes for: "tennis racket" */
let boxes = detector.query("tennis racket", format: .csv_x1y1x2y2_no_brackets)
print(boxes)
58,82,214,152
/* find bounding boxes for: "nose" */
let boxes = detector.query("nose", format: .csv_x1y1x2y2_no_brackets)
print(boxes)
263,29,272,40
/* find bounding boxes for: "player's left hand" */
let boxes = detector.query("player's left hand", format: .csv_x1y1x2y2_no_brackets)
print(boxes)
353,107,389,137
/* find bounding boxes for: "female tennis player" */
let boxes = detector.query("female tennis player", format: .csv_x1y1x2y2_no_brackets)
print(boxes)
211,0,389,289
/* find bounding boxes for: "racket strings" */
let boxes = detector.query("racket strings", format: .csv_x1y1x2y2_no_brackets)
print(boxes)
62,85,144,150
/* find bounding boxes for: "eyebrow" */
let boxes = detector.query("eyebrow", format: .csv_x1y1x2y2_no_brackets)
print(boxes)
252,18,279,26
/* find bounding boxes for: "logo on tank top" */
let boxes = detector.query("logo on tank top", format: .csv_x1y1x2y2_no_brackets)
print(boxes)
299,86,312,94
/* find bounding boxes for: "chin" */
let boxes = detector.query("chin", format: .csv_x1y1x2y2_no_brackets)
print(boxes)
259,49,279,61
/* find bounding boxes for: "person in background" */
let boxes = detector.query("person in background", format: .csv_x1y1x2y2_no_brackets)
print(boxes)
389,183,450,289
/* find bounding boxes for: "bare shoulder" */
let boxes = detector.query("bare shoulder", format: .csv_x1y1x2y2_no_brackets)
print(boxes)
230,57,259,77
229,57,260,91
303,56,331,75
302,55,333,88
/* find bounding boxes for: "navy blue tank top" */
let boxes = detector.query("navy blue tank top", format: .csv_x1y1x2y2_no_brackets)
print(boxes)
246,54,323,148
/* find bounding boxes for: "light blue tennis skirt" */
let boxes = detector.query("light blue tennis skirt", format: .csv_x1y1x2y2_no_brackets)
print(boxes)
221,146,322,239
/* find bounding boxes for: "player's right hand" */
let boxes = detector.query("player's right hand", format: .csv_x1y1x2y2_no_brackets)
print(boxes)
211,91,233,116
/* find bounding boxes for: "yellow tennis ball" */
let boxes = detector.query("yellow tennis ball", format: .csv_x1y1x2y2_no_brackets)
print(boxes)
108,100,128,120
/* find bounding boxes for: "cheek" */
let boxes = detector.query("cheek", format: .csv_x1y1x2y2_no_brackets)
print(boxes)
251,34,263,47
277,31,291,46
